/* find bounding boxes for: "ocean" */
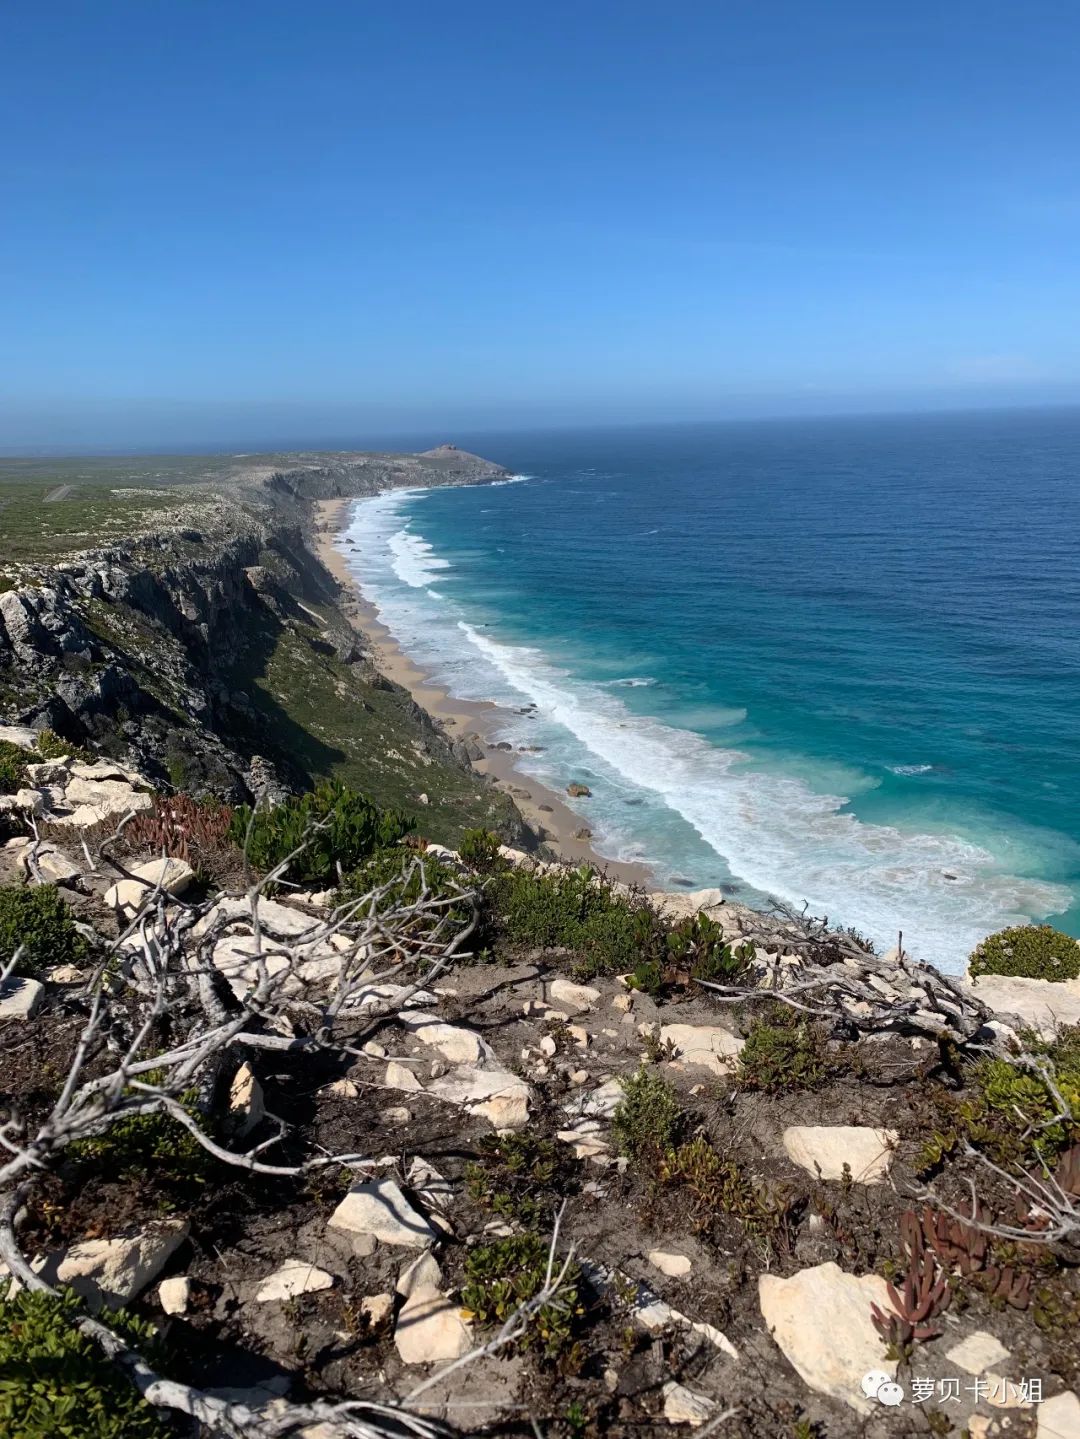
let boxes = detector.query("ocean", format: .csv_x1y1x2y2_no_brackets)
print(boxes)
341,409,1080,972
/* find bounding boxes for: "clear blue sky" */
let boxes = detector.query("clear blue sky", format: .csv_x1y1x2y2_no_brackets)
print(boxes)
2,1,1079,448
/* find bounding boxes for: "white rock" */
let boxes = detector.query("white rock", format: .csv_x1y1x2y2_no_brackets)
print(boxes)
549,978,600,1012
396,1251,442,1297
325,1078,360,1098
256,1258,335,1302
568,1024,590,1048
663,1381,716,1426
32,1221,189,1307
660,1023,744,1076
556,1127,612,1161
612,993,633,1012
0,724,37,749
758,1262,895,1414
399,1014,486,1065
361,1292,394,1327
24,759,69,785
69,759,143,784
0,976,44,1020
564,1076,624,1121
426,1064,531,1129
782,1125,898,1184
384,1105,412,1123
328,1178,436,1249
394,1283,473,1364
1038,1392,1080,1439
46,964,86,984
966,973,1080,1038
649,1249,692,1278
158,1275,191,1315
385,1061,423,1091
35,847,82,884
14,788,45,816
53,777,153,825
945,1330,1011,1375
227,1062,265,1137
588,1263,737,1359
540,1034,557,1057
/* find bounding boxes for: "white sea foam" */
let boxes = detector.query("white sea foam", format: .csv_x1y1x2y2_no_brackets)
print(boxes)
890,763,934,776
340,491,1073,971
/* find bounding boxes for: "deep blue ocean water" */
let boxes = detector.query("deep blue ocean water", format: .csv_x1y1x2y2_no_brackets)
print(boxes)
341,409,1080,972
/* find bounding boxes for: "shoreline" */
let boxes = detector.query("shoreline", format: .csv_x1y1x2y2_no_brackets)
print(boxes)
313,497,657,887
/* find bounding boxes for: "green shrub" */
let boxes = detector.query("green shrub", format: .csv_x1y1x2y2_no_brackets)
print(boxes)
666,912,755,984
68,1080,213,1200
229,781,413,885
0,1285,171,1438
612,1067,684,1160
465,1131,561,1228
460,1232,583,1360
0,741,27,795
488,863,664,976
969,924,1080,983
0,884,88,979
737,1006,829,1093
458,827,504,870
33,730,91,763
660,1134,786,1242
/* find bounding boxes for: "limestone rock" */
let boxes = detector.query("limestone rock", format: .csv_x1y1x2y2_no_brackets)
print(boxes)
758,1262,895,1414
1038,1392,1080,1439
32,1221,188,1307
35,846,82,884
105,857,195,914
256,1258,335,1302
24,759,70,786
966,973,1080,1038
54,776,153,825
385,1061,424,1092
426,1064,531,1129
0,976,44,1020
396,1251,442,1297
400,1014,486,1065
660,1023,744,1076
328,1178,436,1249
158,1275,191,1315
394,1283,473,1364
649,1249,692,1278
0,724,38,749
227,1062,265,1137
361,1292,394,1328
663,1382,716,1426
782,1125,897,1184
14,788,45,816
946,1330,1011,1375
549,978,600,1012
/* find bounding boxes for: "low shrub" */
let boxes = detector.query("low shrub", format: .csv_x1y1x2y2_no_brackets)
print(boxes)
0,740,27,795
737,1005,830,1093
666,912,755,985
465,1131,562,1228
458,827,504,871
68,1082,214,1200
460,1232,583,1361
920,1026,1080,1172
488,863,664,976
613,1068,684,1160
0,884,88,979
229,781,413,886
660,1135,788,1243
33,729,91,763
969,924,1080,983
0,1285,171,1439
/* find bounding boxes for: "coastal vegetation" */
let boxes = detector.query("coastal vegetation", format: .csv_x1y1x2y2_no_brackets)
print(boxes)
969,921,1080,982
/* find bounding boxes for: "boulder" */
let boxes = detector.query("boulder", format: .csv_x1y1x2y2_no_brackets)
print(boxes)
255,1259,335,1302
24,759,70,786
427,1064,531,1129
385,1060,424,1092
0,976,44,1021
758,1262,894,1414
394,1283,473,1364
659,1023,744,1076
14,788,45,816
966,973,1080,1038
662,1382,716,1426
31,1221,188,1307
35,846,83,884
566,783,592,797
549,978,600,1012
52,778,153,826
399,1014,486,1065
104,857,195,914
396,1251,442,1298
328,1178,436,1249
782,1125,898,1184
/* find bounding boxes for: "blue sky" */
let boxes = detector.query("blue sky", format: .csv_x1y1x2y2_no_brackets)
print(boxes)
2,1,1079,448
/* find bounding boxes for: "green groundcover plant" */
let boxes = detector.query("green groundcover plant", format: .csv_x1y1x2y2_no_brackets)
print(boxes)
969,924,1080,983
0,884,88,979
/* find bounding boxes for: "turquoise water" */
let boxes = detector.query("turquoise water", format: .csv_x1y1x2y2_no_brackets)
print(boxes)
341,410,1080,972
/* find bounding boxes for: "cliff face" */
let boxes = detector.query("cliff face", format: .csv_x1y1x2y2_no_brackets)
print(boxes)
0,451,530,845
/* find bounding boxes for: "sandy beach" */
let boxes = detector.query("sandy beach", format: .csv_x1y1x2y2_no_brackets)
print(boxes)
313,497,655,885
